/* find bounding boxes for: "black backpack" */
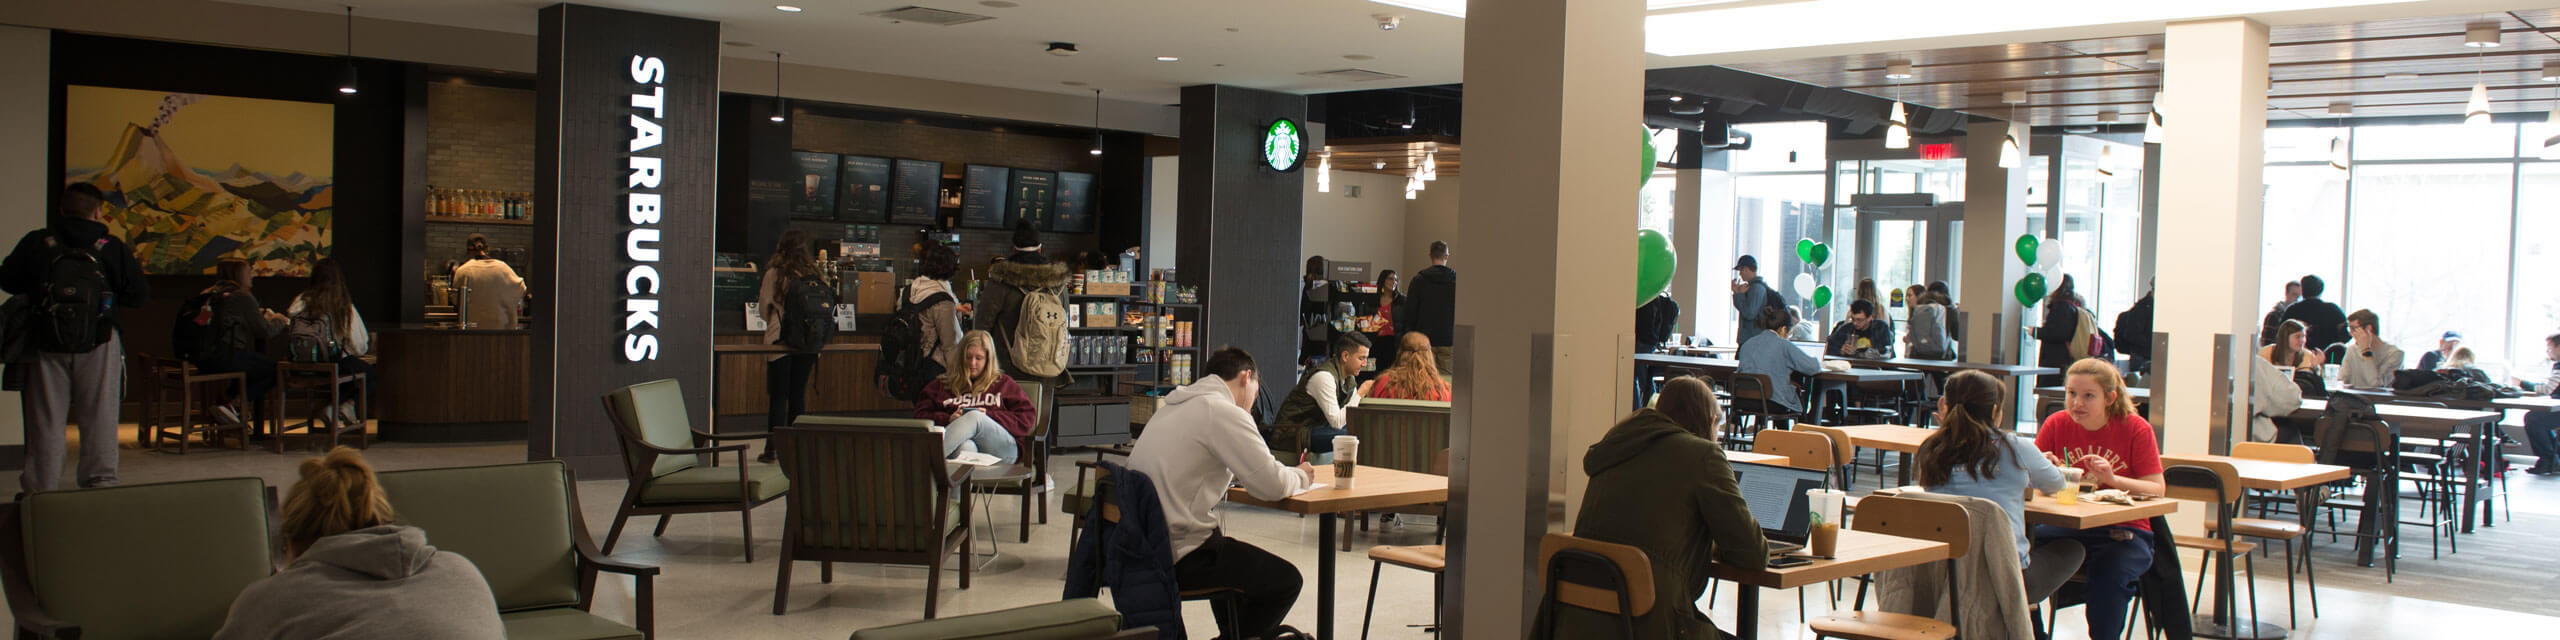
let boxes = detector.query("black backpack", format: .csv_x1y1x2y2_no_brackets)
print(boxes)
776,274,839,354
172,289,238,362
875,285,954,402
32,236,113,354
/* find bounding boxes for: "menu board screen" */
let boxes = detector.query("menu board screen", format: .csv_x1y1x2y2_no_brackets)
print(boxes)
889,159,942,225
1008,169,1056,230
960,164,1011,229
1051,171,1096,233
836,155,892,223
788,151,838,219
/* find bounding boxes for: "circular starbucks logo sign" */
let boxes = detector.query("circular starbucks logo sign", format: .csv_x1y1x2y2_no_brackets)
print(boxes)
1262,119,1304,172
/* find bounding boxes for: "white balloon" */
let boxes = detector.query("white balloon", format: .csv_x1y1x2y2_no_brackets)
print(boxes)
1793,273,1819,299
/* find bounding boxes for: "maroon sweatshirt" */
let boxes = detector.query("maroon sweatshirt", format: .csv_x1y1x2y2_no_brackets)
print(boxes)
912,375,1037,437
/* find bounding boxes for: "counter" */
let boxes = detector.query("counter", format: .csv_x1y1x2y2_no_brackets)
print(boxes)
712,332,906,422
373,325,530,441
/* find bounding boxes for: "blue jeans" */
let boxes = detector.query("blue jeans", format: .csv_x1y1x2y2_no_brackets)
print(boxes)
2034,525,2154,640
1305,424,1346,458
941,411,1020,464
2527,410,2560,468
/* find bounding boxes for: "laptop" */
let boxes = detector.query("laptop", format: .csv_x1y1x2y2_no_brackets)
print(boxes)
1730,460,1831,556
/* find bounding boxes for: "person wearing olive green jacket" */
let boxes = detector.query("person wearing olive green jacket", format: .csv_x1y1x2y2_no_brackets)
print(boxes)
1535,376,1767,640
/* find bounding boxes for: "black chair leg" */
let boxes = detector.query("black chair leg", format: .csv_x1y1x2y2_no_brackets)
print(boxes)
1362,560,1383,640
654,514,672,537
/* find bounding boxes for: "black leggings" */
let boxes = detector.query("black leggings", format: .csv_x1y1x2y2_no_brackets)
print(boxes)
1175,534,1302,639
765,354,816,430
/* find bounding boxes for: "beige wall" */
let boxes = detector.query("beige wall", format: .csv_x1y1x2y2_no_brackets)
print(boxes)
0,25,47,449
1300,170,1409,280
1147,157,1180,269
1,0,1178,136
1403,176,1461,273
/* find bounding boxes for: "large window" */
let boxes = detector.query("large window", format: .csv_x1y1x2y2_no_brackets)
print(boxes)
1732,121,1829,320
2511,164,2560,377
2259,165,2347,315
2344,162,2513,364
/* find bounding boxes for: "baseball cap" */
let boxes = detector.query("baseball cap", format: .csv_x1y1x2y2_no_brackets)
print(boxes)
2442,331,2463,341
1734,255,1758,271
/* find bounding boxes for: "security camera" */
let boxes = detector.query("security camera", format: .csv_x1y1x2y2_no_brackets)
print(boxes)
1375,14,1400,31
1046,42,1079,57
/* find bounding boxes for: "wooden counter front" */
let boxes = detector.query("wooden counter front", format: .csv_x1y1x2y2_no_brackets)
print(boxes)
712,333,905,417
373,328,530,435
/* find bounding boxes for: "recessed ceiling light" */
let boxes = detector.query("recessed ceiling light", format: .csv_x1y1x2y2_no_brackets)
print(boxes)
1061,81,1089,86
2465,21,2500,48
1155,56,1179,62
1225,27,1240,33
979,0,1020,7
2041,69,2060,76
1344,54,1375,61
774,4,802,12
723,41,756,47
1884,60,1913,79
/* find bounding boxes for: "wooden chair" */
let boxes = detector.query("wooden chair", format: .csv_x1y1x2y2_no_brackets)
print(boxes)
2166,461,2261,637
600,379,787,562
1535,533,1656,640
2223,442,2319,626
1754,429,1837,477
768,421,973,618
1727,373,1790,448
140,353,250,454
266,360,369,453
1088,462,1243,637
376,460,660,639
970,379,1052,543
1808,495,1971,640
1794,424,1875,492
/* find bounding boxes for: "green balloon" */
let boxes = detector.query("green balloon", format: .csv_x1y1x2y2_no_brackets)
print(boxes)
1640,126,1660,186
2014,273,2049,307
1812,285,1833,308
1635,230,1677,307
2015,234,2040,266
1796,238,1817,264
1808,242,1831,268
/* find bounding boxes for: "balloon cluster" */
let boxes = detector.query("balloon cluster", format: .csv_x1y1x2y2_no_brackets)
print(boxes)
1635,127,1676,306
2012,234,2063,306
1792,238,1834,308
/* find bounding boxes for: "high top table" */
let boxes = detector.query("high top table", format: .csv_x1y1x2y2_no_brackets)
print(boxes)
1226,466,1448,640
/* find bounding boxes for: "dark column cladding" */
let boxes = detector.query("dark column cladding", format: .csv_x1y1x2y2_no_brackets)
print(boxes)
533,4,719,477
1176,85,1307,393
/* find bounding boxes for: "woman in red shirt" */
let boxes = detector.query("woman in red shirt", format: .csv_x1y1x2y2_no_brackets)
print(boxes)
2033,358,2165,640
1365,331,1451,402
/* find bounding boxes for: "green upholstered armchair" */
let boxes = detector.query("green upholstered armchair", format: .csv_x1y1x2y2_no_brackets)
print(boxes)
770,419,973,619
846,598,1155,639
377,460,660,640
1,477,273,640
972,378,1051,543
600,379,788,562
1338,398,1452,550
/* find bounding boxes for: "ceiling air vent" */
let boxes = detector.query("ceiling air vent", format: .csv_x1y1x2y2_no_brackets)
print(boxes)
863,6,996,26
1300,68,1407,82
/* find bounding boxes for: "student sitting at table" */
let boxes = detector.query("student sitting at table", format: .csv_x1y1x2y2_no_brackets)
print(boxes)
2440,347,2488,382
2258,319,2320,371
1915,370,2083,604
2032,358,2166,640
1277,332,1370,463
1825,299,1896,359
2522,333,2560,476
1538,375,1765,640
1124,346,1315,640
1738,305,1824,417
911,331,1037,464
1365,331,1450,402
2341,309,2404,389
2416,330,2462,372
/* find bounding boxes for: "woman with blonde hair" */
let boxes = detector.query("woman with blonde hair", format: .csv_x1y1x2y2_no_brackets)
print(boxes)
2030,358,2165,640
1365,331,1450,401
214,447,500,639
912,330,1038,463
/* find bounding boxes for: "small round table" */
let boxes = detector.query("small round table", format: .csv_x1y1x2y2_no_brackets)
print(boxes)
966,463,1036,566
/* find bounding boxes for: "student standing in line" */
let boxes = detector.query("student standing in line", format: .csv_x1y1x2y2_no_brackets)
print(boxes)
1,183,148,493
1368,269,1405,381
213,447,501,639
2032,359,2166,640
1406,241,1459,371
2340,309,2404,389
1300,256,1332,366
977,220,1070,379
1538,375,1765,639
757,230,821,461
1124,347,1315,640
1915,370,2082,603
912,331,1036,464
2279,275,2348,352
908,242,962,373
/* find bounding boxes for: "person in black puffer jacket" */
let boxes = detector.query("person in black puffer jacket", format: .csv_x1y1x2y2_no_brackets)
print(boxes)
974,220,1069,380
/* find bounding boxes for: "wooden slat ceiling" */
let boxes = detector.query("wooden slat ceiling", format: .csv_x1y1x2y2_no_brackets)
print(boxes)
1721,9,2560,126
1321,136,1461,178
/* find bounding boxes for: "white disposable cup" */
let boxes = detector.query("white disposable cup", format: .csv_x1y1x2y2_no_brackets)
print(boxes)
1332,436,1360,489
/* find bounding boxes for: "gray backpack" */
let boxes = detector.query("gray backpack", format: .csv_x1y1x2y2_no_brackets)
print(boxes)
1907,303,1955,360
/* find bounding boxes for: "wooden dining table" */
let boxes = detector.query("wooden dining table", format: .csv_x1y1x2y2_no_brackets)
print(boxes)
1707,529,1951,640
1225,466,1448,640
1838,357,2058,380
1831,423,1933,485
1636,353,1925,422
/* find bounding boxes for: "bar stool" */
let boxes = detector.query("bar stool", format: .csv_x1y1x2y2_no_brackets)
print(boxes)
1534,533,1654,640
1358,543,1444,639
141,353,249,454
268,360,369,453
1807,494,1971,640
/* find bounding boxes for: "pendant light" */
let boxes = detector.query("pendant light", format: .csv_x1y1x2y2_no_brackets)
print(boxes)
1316,148,1332,193
1419,143,1439,181
1088,89,1105,156
1997,90,2025,169
2095,110,2118,177
2466,21,2498,126
2143,93,2164,144
335,6,358,95
2328,102,2352,171
1403,167,1421,200
1883,59,1912,150
769,52,787,123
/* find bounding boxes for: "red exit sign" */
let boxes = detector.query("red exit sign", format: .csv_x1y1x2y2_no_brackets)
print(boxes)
1918,142,1958,160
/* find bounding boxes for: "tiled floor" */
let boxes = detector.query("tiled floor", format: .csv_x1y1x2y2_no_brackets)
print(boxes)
12,427,2560,638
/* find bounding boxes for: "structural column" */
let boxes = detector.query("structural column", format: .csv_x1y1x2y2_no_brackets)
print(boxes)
2155,18,2268,457
1173,85,1305,390
1671,129,1705,338
1446,0,1642,637
1958,120,2029,364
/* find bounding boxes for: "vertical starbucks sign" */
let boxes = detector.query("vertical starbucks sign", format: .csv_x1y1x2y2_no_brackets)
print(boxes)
534,4,719,476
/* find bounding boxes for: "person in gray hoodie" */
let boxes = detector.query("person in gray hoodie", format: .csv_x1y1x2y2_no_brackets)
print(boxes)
1124,347,1315,640
215,447,501,640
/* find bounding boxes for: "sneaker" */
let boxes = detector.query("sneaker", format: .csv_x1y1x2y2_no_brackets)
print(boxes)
210,404,244,427
338,401,361,426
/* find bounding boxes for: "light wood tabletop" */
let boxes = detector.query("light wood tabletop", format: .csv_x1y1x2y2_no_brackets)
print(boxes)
1707,529,1950,589
1633,353,1926,384
1832,424,1934,453
1225,466,1448,515
1727,451,1790,466
2021,493,2179,529
2162,454,2351,491
1839,358,2058,378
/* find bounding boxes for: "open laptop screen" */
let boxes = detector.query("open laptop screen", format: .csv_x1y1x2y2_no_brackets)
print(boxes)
1730,460,1828,542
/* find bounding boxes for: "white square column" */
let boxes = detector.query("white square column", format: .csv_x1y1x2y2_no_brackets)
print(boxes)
2155,18,2269,456
1960,120,2030,364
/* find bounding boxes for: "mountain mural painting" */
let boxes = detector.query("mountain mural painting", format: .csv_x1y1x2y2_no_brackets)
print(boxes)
63,86,333,277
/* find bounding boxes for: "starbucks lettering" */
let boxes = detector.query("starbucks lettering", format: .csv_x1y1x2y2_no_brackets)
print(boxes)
534,4,718,476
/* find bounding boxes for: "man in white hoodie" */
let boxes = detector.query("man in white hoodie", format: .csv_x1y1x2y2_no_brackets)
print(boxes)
1126,347,1316,640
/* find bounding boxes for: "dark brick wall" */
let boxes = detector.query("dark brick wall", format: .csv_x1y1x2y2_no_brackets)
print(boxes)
423,82,535,269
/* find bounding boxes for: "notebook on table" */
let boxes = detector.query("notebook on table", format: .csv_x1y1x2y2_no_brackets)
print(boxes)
1731,460,1830,556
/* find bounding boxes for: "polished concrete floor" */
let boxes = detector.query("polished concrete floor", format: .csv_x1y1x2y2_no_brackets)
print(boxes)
13,427,2560,638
